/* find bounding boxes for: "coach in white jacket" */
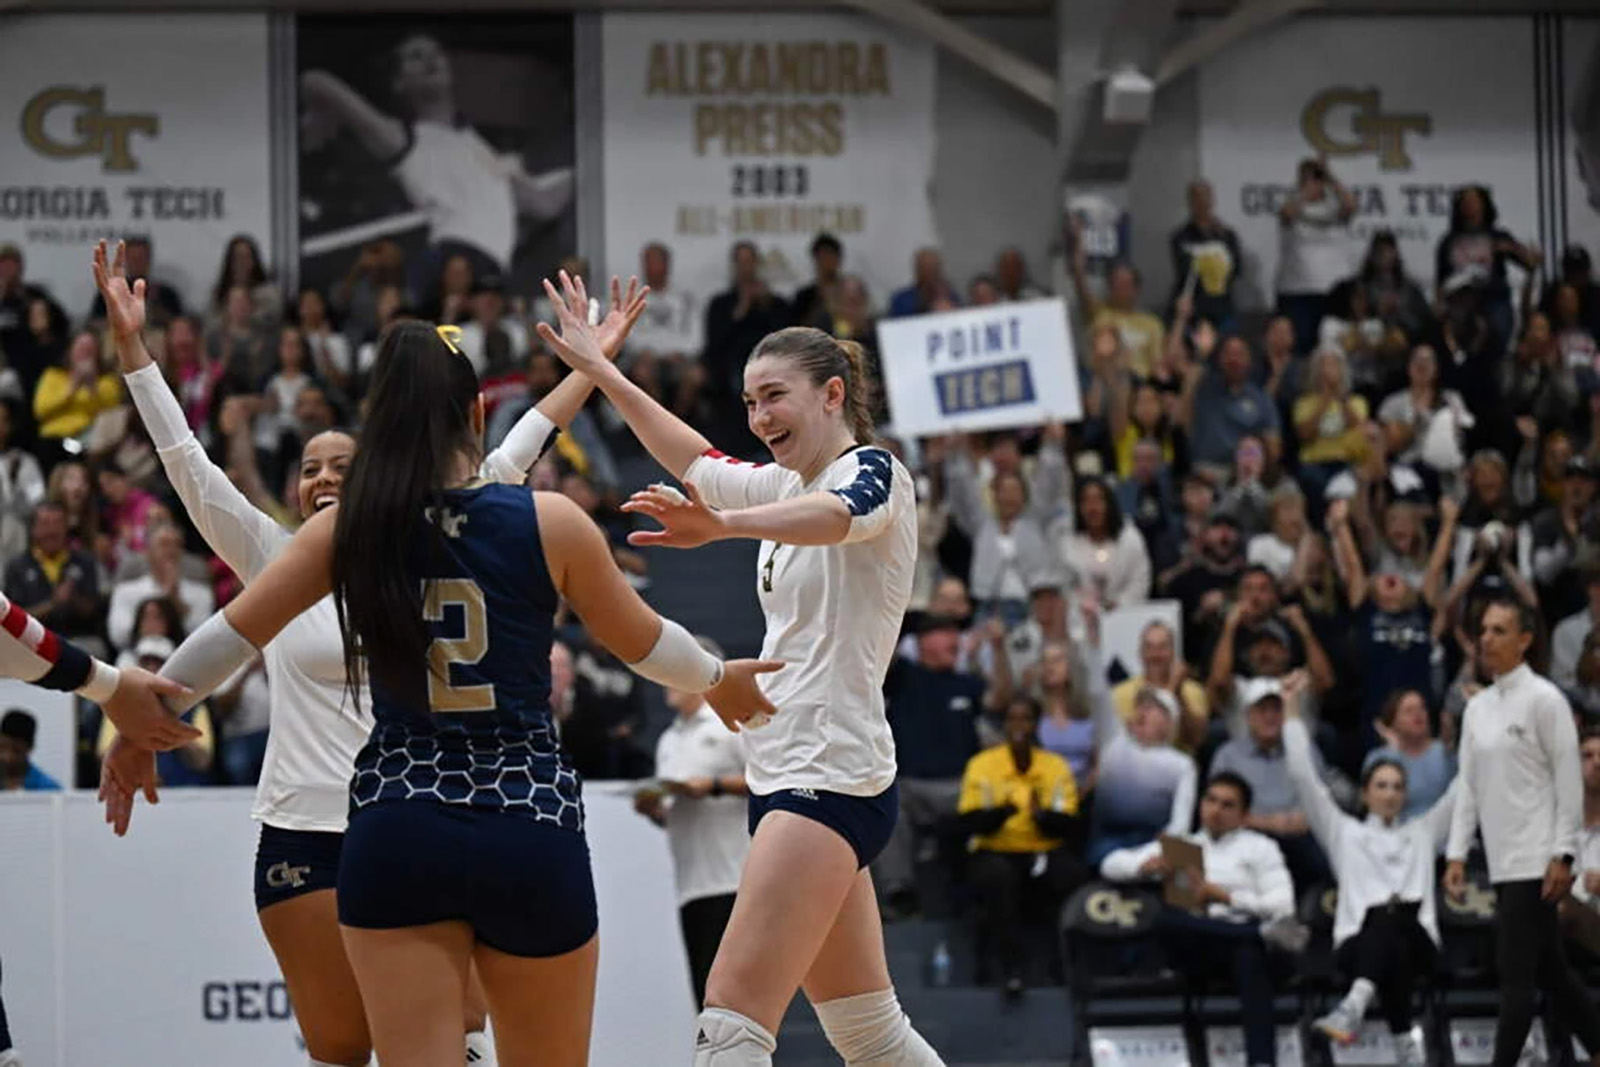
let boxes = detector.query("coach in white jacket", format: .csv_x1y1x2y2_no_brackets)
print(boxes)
1445,595,1600,1067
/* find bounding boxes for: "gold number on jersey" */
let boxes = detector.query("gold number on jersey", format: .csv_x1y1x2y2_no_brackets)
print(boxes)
422,578,496,713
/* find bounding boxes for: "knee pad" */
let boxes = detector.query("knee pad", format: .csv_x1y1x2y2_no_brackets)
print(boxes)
694,1007,776,1066
465,1029,497,1064
813,990,945,1066
307,1059,370,1067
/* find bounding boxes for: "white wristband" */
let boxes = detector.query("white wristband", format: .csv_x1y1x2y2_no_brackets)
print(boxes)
75,659,121,704
628,617,724,693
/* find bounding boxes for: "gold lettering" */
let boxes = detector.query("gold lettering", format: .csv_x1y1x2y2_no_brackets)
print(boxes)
1301,87,1431,172
643,39,893,97
646,43,671,95
21,86,158,173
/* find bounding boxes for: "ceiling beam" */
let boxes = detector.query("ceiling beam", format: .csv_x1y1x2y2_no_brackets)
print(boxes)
1156,0,1325,87
844,0,1056,110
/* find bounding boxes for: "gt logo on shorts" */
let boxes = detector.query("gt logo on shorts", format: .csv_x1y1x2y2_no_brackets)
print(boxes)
266,861,311,889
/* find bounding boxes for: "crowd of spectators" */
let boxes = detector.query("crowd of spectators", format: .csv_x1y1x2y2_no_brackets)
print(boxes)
3,157,1600,1007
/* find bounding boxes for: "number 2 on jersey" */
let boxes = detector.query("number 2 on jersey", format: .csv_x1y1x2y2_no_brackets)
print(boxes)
422,578,496,712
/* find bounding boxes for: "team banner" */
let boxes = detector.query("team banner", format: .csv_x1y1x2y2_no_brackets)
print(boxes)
1198,17,1538,307
0,13,273,317
296,16,577,302
600,12,937,307
876,298,1081,438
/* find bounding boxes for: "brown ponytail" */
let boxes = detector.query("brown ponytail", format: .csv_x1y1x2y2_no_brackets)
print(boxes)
749,326,878,445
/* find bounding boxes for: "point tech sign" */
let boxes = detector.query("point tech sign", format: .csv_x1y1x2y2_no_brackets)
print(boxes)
0,13,274,313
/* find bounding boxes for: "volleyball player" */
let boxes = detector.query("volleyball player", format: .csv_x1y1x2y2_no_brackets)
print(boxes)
538,272,943,1066
299,32,572,284
92,241,646,1067
109,320,779,1067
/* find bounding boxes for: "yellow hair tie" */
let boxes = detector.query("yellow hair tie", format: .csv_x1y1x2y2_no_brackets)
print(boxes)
435,324,464,356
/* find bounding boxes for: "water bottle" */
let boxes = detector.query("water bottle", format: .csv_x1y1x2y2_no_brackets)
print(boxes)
929,940,952,988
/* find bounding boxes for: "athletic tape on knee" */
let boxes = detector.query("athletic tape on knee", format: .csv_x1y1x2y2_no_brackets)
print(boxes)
814,990,944,1067
693,1007,776,1066
629,617,724,693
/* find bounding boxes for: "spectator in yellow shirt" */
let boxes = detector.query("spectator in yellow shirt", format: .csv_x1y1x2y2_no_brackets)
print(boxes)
1109,619,1212,751
1292,347,1370,517
958,696,1088,998
33,330,122,449
1071,240,1166,378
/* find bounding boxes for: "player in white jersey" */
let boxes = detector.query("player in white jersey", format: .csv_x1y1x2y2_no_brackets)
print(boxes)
92,242,645,1067
300,33,573,282
538,273,943,1067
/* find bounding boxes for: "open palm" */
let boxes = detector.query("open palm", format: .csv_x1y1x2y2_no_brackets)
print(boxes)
621,482,725,549
594,275,651,361
91,240,147,342
535,270,610,377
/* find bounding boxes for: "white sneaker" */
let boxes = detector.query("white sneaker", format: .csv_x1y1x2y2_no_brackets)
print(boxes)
1260,914,1311,954
1392,1028,1425,1067
1313,1002,1363,1046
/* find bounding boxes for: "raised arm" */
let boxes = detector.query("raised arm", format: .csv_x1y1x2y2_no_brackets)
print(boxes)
1421,496,1459,610
300,69,407,163
94,241,287,581
481,277,648,485
536,272,713,481
1282,687,1345,856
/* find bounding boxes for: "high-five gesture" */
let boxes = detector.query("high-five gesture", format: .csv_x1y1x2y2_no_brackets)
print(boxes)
537,271,615,380
91,240,147,344
594,275,651,362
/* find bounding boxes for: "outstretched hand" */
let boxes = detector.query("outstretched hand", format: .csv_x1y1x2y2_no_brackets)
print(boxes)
535,271,612,379
98,734,161,837
622,482,726,550
100,666,199,751
595,276,651,362
91,240,147,346
705,659,785,733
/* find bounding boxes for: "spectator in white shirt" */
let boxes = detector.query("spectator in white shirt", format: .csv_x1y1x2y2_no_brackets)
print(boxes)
634,636,750,1008
1054,476,1150,610
1275,672,1455,1067
106,523,214,653
1276,157,1356,354
1100,772,1304,1067
1445,596,1600,1067
1559,729,1600,959
1552,567,1600,688
625,242,705,418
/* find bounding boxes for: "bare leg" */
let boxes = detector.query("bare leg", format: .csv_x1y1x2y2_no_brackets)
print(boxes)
340,921,474,1067
472,936,599,1067
258,890,372,1066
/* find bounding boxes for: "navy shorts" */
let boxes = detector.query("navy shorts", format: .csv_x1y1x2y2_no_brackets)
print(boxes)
338,801,597,959
254,824,343,912
747,783,899,869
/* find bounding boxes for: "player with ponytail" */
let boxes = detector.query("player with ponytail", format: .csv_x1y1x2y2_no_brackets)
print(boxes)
540,273,943,1066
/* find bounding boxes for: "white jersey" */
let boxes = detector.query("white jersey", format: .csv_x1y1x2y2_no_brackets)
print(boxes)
683,445,915,797
125,363,550,832
393,120,516,271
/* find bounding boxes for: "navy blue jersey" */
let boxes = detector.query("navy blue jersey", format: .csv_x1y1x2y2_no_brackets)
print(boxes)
349,483,580,829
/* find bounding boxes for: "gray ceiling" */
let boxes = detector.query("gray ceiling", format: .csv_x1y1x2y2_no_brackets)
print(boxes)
3,0,1597,12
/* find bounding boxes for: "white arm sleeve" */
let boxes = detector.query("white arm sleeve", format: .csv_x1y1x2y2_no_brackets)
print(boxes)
157,611,262,716
683,449,800,510
626,616,725,693
125,364,289,582
480,406,557,486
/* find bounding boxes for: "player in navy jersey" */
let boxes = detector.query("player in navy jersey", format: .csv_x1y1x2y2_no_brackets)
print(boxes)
133,320,780,1067
95,241,645,1067
539,273,942,1066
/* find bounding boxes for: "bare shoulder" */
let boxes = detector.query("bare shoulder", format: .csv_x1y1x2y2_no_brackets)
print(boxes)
531,489,587,531
292,503,338,551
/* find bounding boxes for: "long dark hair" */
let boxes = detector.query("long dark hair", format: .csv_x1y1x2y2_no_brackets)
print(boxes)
211,234,269,310
332,321,481,711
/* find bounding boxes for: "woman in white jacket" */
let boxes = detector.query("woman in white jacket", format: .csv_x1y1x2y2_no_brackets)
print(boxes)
1055,476,1150,611
1279,672,1456,1067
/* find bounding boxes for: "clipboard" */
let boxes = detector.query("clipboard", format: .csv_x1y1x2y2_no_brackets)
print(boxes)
1159,833,1205,911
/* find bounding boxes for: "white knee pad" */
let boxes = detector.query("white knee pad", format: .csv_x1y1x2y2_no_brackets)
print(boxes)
693,1007,776,1066
307,1059,369,1067
814,990,945,1067
465,1029,497,1065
